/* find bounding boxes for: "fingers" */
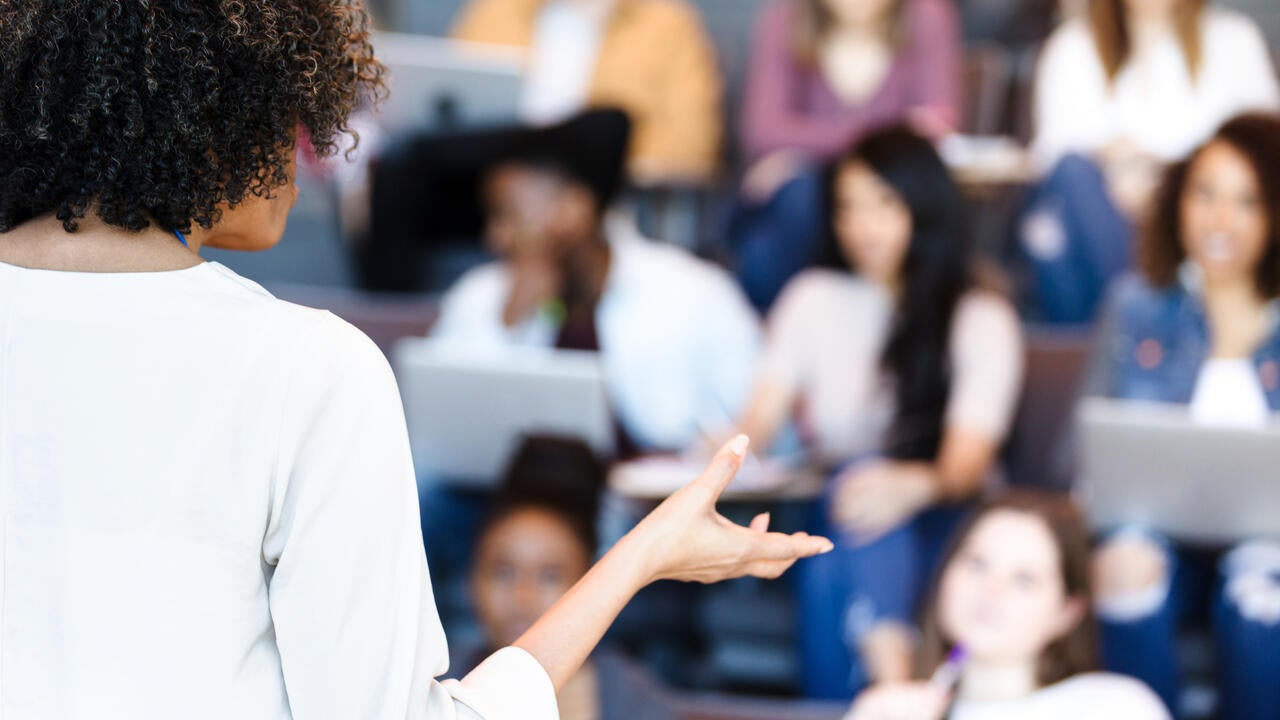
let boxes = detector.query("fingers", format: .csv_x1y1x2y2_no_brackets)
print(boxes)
692,434,749,498
750,529,834,562
749,512,770,532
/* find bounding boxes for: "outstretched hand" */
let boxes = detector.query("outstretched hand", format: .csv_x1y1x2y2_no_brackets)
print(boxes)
628,435,834,585
511,436,833,694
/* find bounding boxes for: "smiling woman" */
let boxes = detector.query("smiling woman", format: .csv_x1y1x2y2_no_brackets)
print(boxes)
1084,113,1280,720
0,2,830,719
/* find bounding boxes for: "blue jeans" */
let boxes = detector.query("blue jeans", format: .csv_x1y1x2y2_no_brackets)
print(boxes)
1099,539,1280,720
797,482,967,699
1018,155,1133,324
731,168,827,313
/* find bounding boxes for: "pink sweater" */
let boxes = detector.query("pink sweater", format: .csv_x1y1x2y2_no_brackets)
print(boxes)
741,0,962,162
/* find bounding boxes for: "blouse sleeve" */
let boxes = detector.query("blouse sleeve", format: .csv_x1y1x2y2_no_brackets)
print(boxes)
263,312,558,720
1222,13,1280,114
944,292,1025,441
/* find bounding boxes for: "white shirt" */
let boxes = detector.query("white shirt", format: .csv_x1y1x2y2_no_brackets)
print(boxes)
432,219,761,452
950,673,1170,720
521,0,606,123
0,260,556,720
1190,357,1271,428
1032,9,1280,168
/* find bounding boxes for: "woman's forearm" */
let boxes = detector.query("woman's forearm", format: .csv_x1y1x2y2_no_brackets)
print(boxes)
511,438,833,691
512,529,655,691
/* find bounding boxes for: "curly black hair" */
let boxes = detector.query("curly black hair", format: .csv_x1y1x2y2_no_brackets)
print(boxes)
0,0,386,234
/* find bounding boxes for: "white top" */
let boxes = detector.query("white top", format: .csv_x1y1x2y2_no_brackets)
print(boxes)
1189,357,1271,428
0,260,556,720
521,0,605,123
1032,9,1280,168
759,270,1024,464
951,673,1170,720
433,218,762,452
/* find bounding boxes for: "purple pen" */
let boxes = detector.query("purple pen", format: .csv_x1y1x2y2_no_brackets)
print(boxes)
929,645,968,690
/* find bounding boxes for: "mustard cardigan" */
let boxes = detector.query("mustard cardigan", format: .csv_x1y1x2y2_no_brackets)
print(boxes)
452,0,724,182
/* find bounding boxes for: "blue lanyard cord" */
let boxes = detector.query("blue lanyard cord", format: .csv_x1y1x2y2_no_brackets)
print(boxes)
173,229,189,248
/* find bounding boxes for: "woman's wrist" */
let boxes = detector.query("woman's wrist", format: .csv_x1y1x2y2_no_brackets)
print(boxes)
607,523,664,592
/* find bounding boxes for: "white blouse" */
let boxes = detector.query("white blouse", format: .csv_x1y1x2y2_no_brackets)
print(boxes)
950,673,1170,720
1032,8,1280,168
1189,357,1271,428
0,260,556,719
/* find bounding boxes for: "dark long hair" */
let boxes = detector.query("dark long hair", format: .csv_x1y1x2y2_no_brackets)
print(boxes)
918,490,1099,686
820,125,972,460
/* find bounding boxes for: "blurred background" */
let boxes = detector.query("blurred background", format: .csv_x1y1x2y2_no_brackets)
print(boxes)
205,1,1280,718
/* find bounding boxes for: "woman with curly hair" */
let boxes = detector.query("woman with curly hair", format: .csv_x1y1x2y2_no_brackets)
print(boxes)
0,3,831,718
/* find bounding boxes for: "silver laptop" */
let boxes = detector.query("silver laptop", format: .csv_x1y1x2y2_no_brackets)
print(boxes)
372,33,524,137
1076,397,1280,545
392,338,615,486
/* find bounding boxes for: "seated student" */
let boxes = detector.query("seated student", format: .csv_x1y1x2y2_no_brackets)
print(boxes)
1020,0,1279,324
724,126,1024,697
734,0,962,310
1083,113,1280,720
451,0,722,184
432,110,761,456
844,491,1169,720
462,436,608,720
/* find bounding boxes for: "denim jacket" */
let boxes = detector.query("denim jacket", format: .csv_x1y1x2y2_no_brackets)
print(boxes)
1085,272,1280,408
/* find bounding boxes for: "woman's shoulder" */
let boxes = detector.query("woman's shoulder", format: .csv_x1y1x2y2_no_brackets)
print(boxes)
1039,673,1170,718
752,0,795,31
624,0,706,32
902,0,959,33
769,269,882,329
1202,7,1267,41
1103,273,1186,321
1039,17,1097,67
200,262,391,383
780,268,877,305
1201,7,1271,57
955,287,1019,333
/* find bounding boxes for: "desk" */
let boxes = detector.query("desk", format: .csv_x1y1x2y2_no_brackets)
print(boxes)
608,457,826,502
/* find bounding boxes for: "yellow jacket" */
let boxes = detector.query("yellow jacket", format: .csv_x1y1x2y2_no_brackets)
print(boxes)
452,0,723,182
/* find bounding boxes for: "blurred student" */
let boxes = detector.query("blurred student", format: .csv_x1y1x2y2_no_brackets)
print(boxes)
1020,0,1279,323
452,0,722,183
734,0,962,309
431,110,760,456
463,437,609,720
844,491,1169,720
724,126,1023,697
1083,113,1280,719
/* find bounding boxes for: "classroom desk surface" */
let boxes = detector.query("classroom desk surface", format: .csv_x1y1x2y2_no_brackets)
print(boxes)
608,457,826,502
